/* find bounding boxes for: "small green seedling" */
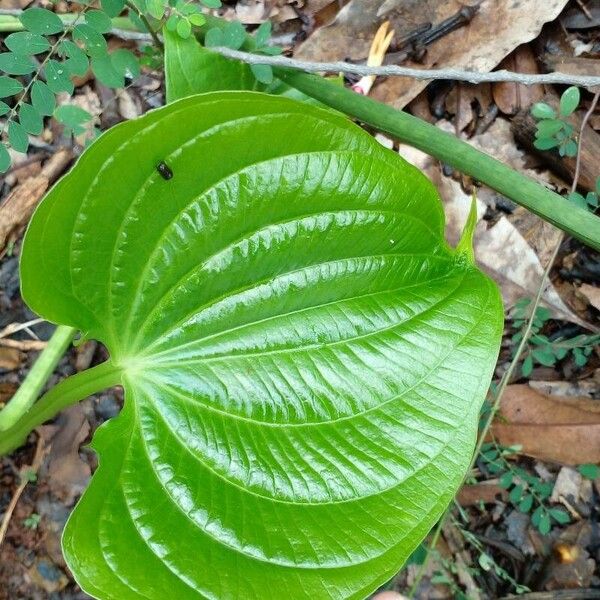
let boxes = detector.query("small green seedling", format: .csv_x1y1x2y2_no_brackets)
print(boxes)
578,463,600,480
567,177,600,212
23,513,41,529
531,87,580,158
510,298,599,377
204,19,281,84
22,468,38,483
0,2,140,172
481,442,571,535
164,0,220,40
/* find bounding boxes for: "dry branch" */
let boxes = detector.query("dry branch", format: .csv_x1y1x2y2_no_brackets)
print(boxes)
212,47,600,88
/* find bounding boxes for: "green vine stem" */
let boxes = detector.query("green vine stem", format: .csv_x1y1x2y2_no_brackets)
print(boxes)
0,358,122,455
273,70,600,252
123,0,163,49
0,325,75,432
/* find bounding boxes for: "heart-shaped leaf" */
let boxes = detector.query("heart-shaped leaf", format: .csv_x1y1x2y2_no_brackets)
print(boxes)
21,92,502,599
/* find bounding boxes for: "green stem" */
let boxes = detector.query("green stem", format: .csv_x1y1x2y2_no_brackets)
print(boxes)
0,325,75,431
274,69,600,252
0,359,122,456
123,0,163,49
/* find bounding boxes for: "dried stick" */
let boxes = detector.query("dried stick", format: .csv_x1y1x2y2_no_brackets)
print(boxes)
211,46,600,88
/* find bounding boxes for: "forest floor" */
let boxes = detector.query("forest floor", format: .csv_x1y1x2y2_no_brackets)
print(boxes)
1,0,599,598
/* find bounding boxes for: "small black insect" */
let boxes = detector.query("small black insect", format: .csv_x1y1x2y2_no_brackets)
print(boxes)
156,161,173,180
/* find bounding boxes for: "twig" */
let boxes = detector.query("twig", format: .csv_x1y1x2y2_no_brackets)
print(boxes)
124,0,163,49
0,435,45,548
0,319,45,340
572,91,600,193
0,339,48,351
211,46,600,88
575,0,594,20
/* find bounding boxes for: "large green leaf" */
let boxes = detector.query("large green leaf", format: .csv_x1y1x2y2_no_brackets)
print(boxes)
164,30,333,107
21,91,503,599
164,30,260,102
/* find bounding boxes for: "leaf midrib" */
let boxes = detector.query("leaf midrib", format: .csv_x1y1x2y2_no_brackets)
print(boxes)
136,257,458,362
136,271,489,437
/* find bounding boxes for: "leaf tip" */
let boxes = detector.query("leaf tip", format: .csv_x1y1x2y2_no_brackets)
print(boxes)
455,193,478,265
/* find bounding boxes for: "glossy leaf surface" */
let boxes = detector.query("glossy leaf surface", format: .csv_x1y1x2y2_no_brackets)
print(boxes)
21,92,503,599
164,31,327,107
164,30,259,102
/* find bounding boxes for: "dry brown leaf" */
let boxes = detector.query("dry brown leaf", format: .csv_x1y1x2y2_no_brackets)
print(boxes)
116,89,142,121
38,405,91,505
236,0,266,23
473,216,592,329
579,284,600,312
544,54,600,79
444,84,477,133
457,483,507,506
491,385,600,465
492,44,545,116
444,83,494,133
0,382,17,406
269,0,300,23
297,0,569,109
0,347,23,370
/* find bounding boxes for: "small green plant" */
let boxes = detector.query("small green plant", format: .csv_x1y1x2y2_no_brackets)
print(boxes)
23,512,41,529
578,463,600,479
480,442,570,535
567,177,600,212
430,556,472,600
454,519,530,595
204,20,281,84
22,468,37,483
532,88,599,212
0,2,139,171
427,524,529,599
510,298,599,377
532,86,580,159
